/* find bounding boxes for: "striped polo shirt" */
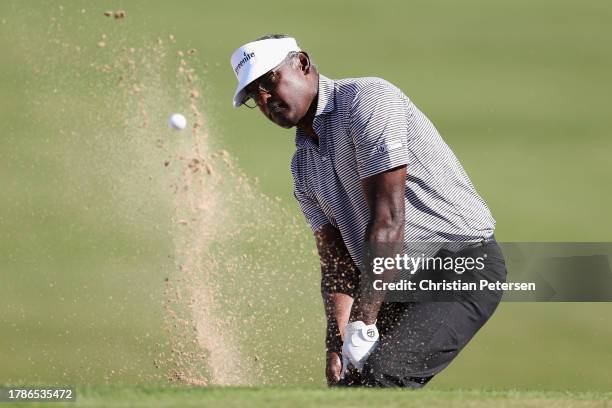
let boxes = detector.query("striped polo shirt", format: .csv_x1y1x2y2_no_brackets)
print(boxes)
291,74,495,267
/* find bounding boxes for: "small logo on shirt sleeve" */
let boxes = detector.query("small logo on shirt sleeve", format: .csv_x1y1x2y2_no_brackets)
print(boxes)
377,140,404,153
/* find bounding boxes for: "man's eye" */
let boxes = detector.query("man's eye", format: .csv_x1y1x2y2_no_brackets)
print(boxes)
259,82,271,92
259,75,276,91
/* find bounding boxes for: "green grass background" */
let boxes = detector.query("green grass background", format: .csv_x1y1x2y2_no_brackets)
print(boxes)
1,0,612,394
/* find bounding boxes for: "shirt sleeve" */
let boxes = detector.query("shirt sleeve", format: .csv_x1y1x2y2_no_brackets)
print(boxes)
293,187,330,232
349,82,411,179
291,155,330,232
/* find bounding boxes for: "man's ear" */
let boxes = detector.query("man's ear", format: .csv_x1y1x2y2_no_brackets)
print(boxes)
298,52,311,74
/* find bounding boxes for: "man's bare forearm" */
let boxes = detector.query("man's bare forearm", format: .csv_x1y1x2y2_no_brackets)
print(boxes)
354,165,408,325
354,222,404,324
323,292,353,352
320,251,360,351
315,224,361,351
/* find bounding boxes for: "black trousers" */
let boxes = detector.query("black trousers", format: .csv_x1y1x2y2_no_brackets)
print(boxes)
338,240,507,388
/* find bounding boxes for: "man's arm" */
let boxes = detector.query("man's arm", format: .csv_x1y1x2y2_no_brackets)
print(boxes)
314,223,360,384
353,164,407,325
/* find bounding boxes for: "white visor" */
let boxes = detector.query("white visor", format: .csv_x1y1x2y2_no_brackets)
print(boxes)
230,37,301,108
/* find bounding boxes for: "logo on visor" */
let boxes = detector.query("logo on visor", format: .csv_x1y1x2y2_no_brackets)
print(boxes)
234,51,256,75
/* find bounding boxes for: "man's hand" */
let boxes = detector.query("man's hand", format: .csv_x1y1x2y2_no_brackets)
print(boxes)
340,321,379,377
326,351,342,385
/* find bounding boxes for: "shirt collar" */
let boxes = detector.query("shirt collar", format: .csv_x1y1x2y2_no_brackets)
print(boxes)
315,74,336,116
295,74,336,148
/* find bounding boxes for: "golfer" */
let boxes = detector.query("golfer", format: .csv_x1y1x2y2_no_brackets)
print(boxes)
229,35,507,387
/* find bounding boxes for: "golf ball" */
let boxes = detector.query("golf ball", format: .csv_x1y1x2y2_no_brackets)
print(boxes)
168,113,187,130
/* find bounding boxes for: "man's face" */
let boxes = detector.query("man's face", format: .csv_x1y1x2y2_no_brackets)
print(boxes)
243,55,314,128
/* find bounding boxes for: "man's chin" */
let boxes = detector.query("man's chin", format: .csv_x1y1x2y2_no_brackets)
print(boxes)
271,112,296,128
279,122,296,129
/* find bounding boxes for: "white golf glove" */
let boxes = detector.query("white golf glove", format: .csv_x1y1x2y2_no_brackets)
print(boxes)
340,321,379,378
